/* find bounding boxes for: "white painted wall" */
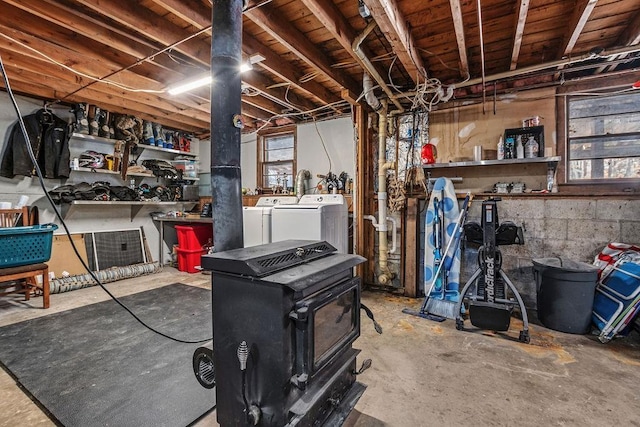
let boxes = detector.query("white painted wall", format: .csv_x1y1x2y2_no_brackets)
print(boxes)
296,117,356,187
236,116,356,191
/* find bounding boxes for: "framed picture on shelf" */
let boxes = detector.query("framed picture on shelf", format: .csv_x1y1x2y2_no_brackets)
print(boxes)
504,125,545,157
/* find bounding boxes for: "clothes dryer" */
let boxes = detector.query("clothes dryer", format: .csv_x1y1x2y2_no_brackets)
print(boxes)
242,196,298,247
271,194,348,253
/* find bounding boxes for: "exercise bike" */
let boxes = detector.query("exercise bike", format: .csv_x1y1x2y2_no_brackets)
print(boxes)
454,197,530,343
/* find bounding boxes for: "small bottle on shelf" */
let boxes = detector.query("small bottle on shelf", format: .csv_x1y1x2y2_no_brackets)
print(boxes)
525,136,539,158
504,137,515,159
497,136,504,160
516,135,524,159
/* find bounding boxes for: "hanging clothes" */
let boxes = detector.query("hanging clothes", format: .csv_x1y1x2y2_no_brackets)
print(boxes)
0,108,72,179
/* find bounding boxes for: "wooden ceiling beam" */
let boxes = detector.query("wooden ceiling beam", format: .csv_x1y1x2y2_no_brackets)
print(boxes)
361,0,426,85
148,0,212,29
240,101,276,121
245,4,361,100
150,0,335,108
3,0,196,75
147,0,333,113
301,0,388,87
448,0,470,78
74,0,211,67
4,68,210,130
559,0,598,58
0,48,210,129
241,92,287,116
0,24,169,95
510,0,530,71
600,11,640,73
241,70,318,113
242,33,340,106
0,74,208,133
0,4,185,88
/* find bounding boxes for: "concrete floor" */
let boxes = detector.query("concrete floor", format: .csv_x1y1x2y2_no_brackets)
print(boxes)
1,268,639,427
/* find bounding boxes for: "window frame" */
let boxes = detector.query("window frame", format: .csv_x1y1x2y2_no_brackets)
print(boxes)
256,125,297,191
556,74,640,194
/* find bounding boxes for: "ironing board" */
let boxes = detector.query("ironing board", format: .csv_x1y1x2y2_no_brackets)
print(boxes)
424,177,461,301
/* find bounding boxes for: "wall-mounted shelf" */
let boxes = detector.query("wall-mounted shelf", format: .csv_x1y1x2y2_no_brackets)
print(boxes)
423,156,560,169
422,156,561,193
61,200,197,221
71,167,198,180
70,133,197,157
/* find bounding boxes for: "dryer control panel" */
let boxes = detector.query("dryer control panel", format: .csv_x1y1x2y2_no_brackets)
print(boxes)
298,194,345,205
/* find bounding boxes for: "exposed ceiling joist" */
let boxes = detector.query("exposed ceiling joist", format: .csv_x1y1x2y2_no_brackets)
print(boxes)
301,0,389,91
510,0,530,71
149,0,211,29
559,0,598,57
361,0,426,85
448,0,469,78
604,11,640,72
242,33,340,106
151,0,332,117
75,0,210,68
245,4,361,102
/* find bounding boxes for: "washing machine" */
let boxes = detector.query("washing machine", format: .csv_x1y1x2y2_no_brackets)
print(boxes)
271,194,348,253
242,196,298,247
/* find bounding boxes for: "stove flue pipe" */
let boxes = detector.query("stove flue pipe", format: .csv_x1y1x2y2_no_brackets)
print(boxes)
210,0,244,252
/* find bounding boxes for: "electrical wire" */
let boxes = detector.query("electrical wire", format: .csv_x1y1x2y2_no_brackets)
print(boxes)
0,32,165,94
313,118,333,173
0,55,211,345
252,99,350,132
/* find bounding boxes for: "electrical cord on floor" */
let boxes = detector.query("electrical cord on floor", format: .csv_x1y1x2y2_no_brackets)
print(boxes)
0,55,211,345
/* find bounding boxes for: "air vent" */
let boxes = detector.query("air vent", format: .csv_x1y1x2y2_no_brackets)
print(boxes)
252,242,334,276
201,240,337,277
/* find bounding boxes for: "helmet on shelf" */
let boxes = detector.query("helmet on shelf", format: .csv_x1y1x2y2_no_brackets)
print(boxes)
78,150,105,169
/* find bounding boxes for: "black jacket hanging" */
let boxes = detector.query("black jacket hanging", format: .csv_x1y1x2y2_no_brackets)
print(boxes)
0,109,72,179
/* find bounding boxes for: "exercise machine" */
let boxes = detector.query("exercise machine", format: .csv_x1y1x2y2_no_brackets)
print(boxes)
454,197,530,343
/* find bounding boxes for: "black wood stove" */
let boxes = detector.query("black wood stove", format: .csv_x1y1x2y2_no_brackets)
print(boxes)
201,240,367,426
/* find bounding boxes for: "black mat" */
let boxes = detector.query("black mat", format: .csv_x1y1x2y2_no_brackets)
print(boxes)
0,283,215,427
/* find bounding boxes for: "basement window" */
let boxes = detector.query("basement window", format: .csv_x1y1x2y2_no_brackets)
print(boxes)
566,91,640,182
258,126,296,191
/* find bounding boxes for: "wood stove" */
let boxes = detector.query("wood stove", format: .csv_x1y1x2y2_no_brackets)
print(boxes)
201,240,367,426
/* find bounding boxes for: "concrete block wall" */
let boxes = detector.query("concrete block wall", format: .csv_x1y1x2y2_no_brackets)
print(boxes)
461,197,640,313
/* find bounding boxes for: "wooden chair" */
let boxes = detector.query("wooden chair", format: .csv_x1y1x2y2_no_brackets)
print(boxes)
0,207,50,309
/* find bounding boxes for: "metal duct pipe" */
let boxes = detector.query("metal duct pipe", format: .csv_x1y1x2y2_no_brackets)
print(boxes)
49,262,160,294
211,0,244,252
295,169,311,199
363,73,382,111
353,21,404,112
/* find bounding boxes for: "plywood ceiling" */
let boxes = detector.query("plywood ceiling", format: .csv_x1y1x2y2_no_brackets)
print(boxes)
0,0,638,137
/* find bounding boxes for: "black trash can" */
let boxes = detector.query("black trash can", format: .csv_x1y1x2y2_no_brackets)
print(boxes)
532,258,599,334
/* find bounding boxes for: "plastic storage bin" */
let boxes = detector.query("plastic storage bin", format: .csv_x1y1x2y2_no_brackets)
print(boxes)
171,159,198,178
0,224,58,268
533,257,599,334
174,224,212,250
177,247,207,273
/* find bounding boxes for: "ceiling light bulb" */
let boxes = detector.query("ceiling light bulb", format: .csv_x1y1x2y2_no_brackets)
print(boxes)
167,75,212,95
240,62,252,73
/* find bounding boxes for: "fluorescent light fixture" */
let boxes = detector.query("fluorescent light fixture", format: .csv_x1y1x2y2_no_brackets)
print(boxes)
167,74,212,95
